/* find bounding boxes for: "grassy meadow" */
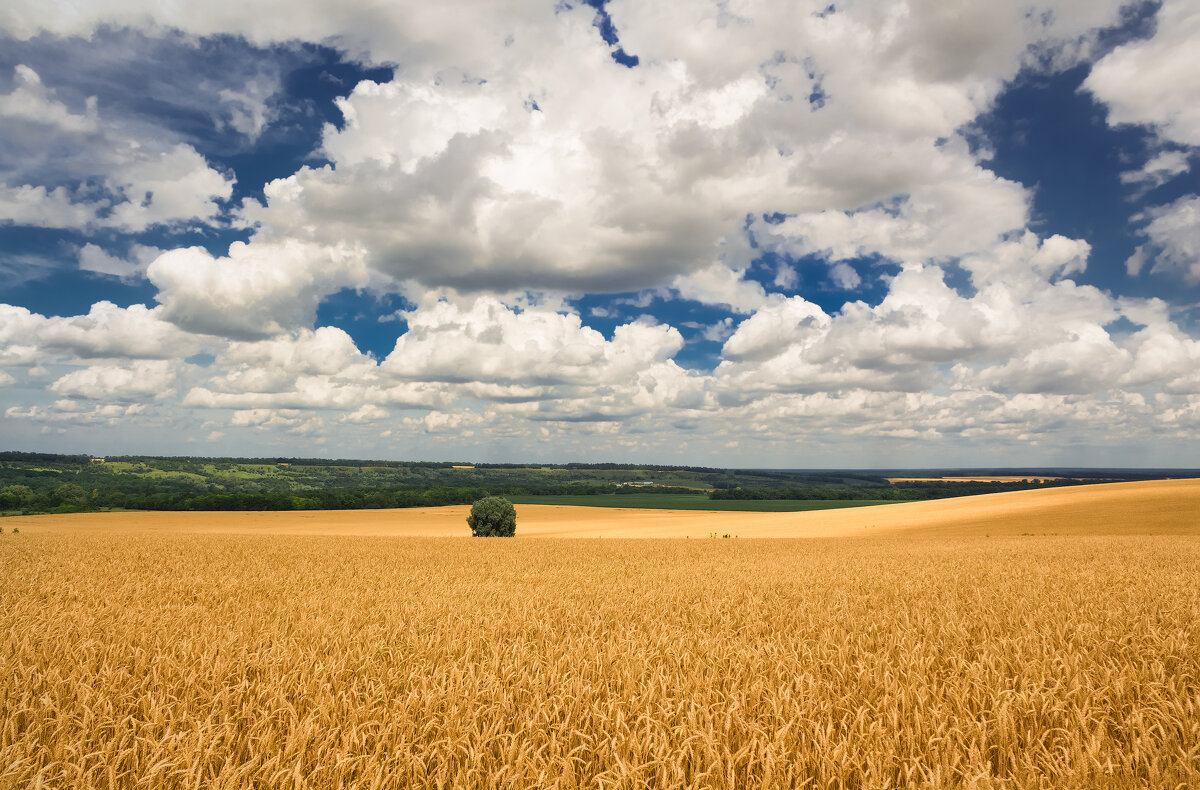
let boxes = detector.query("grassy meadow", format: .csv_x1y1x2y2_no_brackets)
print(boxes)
2,482,1198,788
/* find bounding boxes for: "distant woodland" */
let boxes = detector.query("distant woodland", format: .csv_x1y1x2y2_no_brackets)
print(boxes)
1,451,1189,515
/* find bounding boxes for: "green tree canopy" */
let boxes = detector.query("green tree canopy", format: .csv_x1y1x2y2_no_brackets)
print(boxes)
467,496,517,537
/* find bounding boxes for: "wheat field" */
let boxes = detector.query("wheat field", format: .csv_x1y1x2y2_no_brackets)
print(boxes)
2,483,1199,788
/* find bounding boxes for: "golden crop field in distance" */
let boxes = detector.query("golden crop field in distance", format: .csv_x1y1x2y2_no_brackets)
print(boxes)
2,480,1199,788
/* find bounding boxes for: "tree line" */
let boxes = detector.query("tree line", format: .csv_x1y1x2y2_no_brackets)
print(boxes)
708,479,1085,501
0,482,628,515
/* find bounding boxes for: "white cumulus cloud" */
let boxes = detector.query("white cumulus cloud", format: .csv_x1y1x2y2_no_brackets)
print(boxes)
0,65,233,231
147,241,371,340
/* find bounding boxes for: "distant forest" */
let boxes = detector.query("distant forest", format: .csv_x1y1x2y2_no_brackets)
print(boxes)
1,451,1194,515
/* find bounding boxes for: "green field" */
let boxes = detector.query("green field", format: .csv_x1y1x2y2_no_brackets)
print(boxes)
507,494,894,511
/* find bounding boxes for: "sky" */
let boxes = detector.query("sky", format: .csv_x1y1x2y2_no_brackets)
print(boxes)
1,0,1199,467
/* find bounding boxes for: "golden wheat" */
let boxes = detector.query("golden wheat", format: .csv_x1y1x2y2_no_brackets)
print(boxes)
2,531,1198,788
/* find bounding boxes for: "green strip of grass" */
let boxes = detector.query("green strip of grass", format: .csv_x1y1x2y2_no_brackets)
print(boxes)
506,494,894,512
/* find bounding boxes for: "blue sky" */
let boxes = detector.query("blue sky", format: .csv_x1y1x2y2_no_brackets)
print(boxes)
1,0,1199,466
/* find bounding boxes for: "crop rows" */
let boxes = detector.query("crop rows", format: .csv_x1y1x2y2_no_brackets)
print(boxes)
2,532,1198,788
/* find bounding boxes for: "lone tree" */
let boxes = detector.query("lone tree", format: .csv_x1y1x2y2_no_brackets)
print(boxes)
467,496,517,537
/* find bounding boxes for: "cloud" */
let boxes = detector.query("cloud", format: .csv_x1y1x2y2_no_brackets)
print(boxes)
670,260,770,314
340,403,390,423
722,297,830,364
0,185,96,230
1085,0,1200,148
49,360,178,401
0,0,1125,299
404,409,485,434
749,146,1032,268
382,296,683,387
1120,150,1191,191
147,241,371,339
700,317,735,343
239,53,739,294
1084,3,1200,287
0,28,288,148
218,0,1125,299
1133,195,1200,282
0,63,96,131
6,400,151,426
0,65,234,231
0,301,209,361
218,71,279,140
0,304,46,358
225,408,327,435
77,243,164,281
1116,308,1200,393
962,324,1132,394
829,262,861,290
217,326,372,381
773,260,799,289
714,234,1138,404
181,327,410,411
377,296,710,423
4,0,1200,463
609,0,1123,90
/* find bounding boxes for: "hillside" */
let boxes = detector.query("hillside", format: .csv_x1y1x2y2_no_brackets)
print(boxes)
7,478,1198,538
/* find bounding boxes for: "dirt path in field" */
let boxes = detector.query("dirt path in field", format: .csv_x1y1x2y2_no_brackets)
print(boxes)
6,478,1198,538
